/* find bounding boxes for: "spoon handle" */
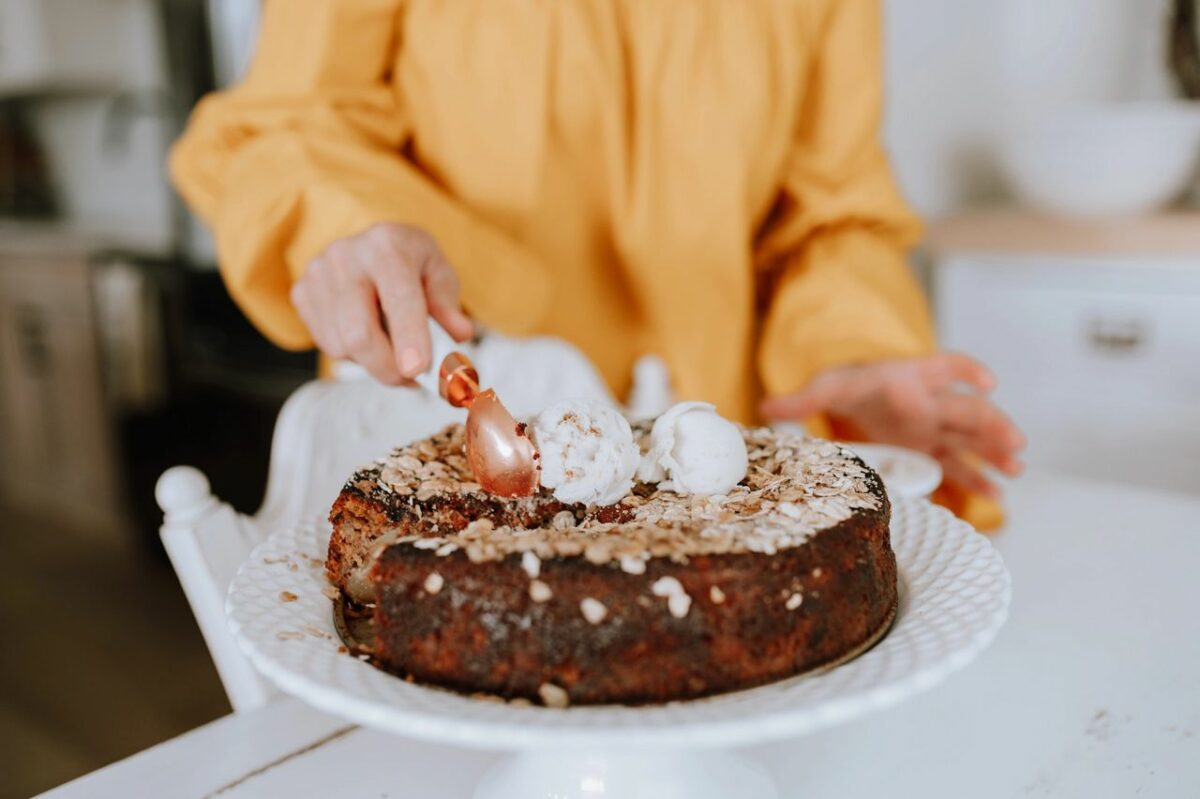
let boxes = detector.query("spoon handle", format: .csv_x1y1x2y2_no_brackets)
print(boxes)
413,319,467,396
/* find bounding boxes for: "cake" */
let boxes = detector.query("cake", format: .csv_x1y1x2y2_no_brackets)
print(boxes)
326,423,896,706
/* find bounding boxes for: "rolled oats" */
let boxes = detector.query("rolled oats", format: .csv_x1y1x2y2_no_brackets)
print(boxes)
366,424,879,569
619,554,647,575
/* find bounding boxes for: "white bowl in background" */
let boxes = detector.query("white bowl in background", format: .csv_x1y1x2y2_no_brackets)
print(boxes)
998,102,1200,218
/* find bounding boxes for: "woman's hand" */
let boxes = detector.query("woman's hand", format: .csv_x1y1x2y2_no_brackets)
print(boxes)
290,223,474,384
760,353,1025,498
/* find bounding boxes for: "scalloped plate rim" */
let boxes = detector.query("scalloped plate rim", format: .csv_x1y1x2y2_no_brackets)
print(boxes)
226,498,1010,750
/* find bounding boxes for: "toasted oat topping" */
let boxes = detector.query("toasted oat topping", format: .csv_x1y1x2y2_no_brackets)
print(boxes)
353,424,881,565
619,554,647,574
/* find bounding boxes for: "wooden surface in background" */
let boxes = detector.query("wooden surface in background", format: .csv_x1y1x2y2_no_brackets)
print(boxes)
924,209,1200,256
0,504,229,799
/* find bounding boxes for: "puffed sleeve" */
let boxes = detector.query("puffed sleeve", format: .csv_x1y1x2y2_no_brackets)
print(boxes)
170,0,550,349
754,0,935,399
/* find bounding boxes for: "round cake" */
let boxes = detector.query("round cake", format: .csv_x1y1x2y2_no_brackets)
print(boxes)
326,423,896,706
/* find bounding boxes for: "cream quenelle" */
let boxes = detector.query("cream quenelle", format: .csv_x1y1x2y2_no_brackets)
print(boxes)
529,399,640,506
637,401,748,495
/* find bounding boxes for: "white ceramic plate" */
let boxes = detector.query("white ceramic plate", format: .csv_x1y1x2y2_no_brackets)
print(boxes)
227,499,1008,750
839,443,943,500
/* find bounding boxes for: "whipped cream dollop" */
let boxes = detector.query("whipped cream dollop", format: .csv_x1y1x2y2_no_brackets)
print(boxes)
530,399,639,506
637,401,748,495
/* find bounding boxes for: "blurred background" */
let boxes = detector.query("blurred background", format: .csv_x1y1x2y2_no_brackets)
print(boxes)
2,0,1199,795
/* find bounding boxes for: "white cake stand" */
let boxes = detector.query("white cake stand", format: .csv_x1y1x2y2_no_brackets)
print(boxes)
227,499,1009,798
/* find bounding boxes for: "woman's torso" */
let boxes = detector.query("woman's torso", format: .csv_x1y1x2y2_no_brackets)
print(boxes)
395,0,828,418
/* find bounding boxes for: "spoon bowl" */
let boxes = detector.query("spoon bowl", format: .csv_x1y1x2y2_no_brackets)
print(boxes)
431,348,540,498
464,388,541,497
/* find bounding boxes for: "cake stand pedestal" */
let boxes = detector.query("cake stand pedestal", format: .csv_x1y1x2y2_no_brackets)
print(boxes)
226,500,1009,799
474,748,776,799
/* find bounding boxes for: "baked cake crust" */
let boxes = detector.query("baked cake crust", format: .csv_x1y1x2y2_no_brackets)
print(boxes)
327,424,896,706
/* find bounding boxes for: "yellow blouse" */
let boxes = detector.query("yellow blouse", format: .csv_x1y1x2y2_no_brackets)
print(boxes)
171,0,935,426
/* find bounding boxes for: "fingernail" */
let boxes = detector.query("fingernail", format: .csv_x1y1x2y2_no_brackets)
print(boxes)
399,347,423,376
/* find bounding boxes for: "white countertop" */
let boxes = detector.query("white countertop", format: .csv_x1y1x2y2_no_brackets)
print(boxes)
38,468,1200,798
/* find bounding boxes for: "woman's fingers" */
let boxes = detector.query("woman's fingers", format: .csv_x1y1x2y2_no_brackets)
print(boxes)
364,233,432,379
937,426,1024,476
335,277,404,385
422,248,474,343
933,392,1025,476
290,264,346,359
936,451,1000,499
760,367,874,419
759,353,1019,501
293,224,473,385
760,377,840,419
761,359,939,424
938,392,1026,452
920,351,996,392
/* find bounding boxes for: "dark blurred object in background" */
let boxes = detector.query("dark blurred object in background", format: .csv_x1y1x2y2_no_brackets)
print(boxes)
1169,0,1200,98
0,102,57,218
118,264,316,554
0,241,314,558
0,0,311,560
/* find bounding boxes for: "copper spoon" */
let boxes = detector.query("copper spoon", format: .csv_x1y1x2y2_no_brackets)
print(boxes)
415,325,540,497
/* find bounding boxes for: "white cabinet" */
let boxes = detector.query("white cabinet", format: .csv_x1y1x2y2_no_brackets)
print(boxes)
929,213,1200,496
0,240,127,538
0,0,131,94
